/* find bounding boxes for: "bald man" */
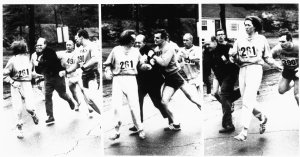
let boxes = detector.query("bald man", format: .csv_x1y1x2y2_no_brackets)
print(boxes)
179,33,201,90
35,37,76,124
127,34,168,132
57,40,93,113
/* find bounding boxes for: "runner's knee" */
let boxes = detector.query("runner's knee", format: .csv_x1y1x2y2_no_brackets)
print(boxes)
161,98,170,106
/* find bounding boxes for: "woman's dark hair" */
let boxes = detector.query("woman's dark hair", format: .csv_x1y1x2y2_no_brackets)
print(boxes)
119,29,136,46
245,16,263,33
10,39,28,55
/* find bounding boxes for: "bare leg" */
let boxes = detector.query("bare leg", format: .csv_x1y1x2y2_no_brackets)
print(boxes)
180,83,201,110
161,86,178,124
278,77,292,94
68,82,81,110
294,79,299,105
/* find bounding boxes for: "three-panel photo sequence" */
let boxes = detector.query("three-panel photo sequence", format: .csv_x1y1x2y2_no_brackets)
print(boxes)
1,3,299,156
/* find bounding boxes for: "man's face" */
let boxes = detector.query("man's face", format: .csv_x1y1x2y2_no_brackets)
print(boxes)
279,35,292,49
244,20,255,35
208,41,217,51
135,36,145,49
204,41,217,52
36,39,46,52
216,30,226,43
183,35,193,48
75,34,82,46
66,41,74,52
154,33,164,46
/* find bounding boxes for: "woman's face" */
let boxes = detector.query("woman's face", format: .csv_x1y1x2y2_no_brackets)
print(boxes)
244,20,255,35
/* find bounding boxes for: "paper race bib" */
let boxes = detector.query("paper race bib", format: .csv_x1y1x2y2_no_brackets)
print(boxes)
282,58,298,67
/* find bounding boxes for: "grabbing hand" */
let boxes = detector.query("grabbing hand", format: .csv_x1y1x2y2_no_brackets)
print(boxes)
149,58,155,66
59,70,66,77
141,54,148,63
11,81,21,89
277,65,284,72
104,68,113,80
229,56,235,63
143,64,152,70
148,50,155,58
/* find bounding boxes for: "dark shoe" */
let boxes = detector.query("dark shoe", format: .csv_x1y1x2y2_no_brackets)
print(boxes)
88,109,94,113
197,105,201,111
32,113,39,125
129,126,138,132
45,116,55,124
219,125,235,133
16,124,24,139
69,101,75,110
74,104,79,112
259,115,268,134
87,109,94,118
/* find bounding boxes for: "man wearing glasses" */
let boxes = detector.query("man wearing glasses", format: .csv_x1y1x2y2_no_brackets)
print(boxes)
208,29,240,133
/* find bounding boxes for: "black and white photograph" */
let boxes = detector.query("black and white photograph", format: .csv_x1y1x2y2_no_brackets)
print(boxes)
1,4,102,157
101,4,202,156
1,1,300,157
202,3,299,156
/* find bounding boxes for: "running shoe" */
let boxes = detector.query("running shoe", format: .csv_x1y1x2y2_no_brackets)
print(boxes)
234,132,247,141
259,115,268,134
197,105,201,111
88,109,94,118
16,124,24,139
164,123,181,131
74,104,80,112
109,132,120,140
45,116,55,124
68,101,75,110
129,126,138,132
32,113,39,125
138,130,146,139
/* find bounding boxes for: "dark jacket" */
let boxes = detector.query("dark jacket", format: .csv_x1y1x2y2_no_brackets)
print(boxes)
35,47,65,76
137,45,164,86
210,43,239,81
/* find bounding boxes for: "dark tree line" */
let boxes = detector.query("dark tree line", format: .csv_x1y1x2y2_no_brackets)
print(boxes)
3,4,98,52
102,4,199,46
220,4,298,36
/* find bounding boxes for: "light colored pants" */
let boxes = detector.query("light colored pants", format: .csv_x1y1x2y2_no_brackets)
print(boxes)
239,64,263,128
111,75,143,131
11,81,36,125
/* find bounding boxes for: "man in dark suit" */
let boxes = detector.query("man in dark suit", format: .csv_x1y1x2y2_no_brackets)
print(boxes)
35,37,76,124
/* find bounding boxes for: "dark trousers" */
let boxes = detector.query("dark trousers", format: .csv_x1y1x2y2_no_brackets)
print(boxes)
203,68,212,94
215,74,240,127
44,74,74,117
138,80,168,122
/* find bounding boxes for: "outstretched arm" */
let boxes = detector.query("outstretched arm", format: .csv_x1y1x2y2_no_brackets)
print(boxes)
263,38,283,71
3,58,14,84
